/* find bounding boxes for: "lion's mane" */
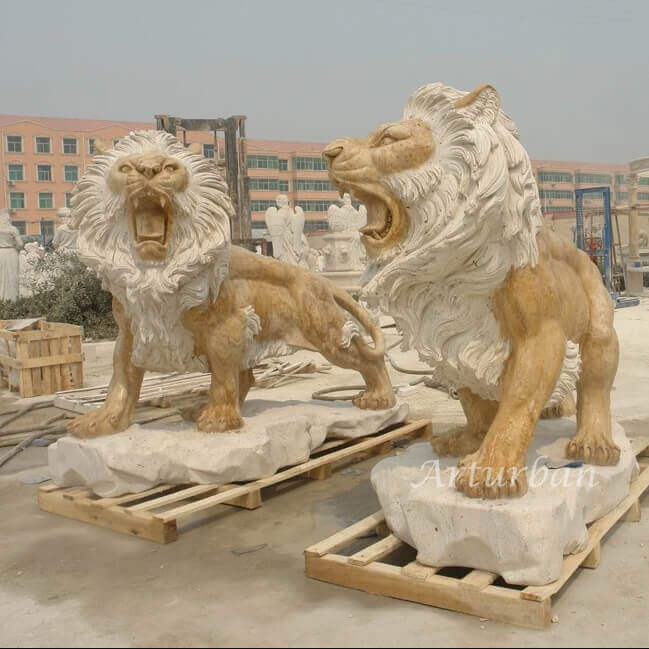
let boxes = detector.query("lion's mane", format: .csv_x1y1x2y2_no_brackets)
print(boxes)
361,83,578,403
71,130,233,372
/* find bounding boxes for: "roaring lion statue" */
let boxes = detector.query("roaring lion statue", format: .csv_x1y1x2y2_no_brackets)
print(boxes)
68,130,394,438
324,83,619,499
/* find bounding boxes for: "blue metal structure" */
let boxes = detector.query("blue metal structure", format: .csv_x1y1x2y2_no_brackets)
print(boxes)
574,186,612,290
574,186,639,307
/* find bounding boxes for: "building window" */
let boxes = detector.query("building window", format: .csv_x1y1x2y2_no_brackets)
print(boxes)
35,136,51,154
575,173,612,185
38,192,54,209
7,135,22,153
615,174,626,185
249,177,281,191
279,159,288,171
294,179,336,192
295,200,335,212
278,180,289,192
8,164,24,182
304,220,329,232
615,192,629,201
293,156,328,171
537,171,573,184
37,164,52,182
640,177,649,186
65,192,73,208
638,192,649,201
62,137,78,154
10,192,25,209
203,144,215,159
12,221,26,235
541,206,575,213
64,165,79,182
41,220,55,241
251,199,278,212
247,155,279,169
88,138,96,154
538,189,573,200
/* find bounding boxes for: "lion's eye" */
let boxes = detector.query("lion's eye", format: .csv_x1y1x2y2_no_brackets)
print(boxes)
164,164,178,172
119,164,132,173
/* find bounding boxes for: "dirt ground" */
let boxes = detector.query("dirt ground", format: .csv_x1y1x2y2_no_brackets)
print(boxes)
1,304,648,648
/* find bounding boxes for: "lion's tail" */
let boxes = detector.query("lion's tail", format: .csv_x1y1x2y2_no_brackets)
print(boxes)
332,289,385,361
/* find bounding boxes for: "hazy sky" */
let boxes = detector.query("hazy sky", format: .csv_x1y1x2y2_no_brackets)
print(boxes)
2,0,648,162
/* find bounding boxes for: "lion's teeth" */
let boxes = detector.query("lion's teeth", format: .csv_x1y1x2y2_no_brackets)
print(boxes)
160,196,167,208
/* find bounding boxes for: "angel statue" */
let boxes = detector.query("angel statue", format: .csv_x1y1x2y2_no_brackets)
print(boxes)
326,193,367,269
264,195,310,268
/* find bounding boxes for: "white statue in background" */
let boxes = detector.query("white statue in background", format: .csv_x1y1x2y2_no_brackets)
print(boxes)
265,195,311,268
0,209,23,301
324,193,367,270
52,207,78,253
19,242,45,297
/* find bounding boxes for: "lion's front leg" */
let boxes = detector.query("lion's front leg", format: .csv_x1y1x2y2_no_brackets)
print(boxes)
68,299,144,439
186,305,249,434
456,319,566,499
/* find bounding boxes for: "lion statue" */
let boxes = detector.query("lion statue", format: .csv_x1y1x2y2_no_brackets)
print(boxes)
324,83,619,499
68,130,395,438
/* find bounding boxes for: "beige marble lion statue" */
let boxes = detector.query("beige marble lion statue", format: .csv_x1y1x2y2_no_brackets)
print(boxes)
324,82,619,499
67,130,394,438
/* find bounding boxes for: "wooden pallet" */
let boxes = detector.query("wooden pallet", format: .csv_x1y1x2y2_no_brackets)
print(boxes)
305,437,649,630
0,319,83,398
38,419,431,544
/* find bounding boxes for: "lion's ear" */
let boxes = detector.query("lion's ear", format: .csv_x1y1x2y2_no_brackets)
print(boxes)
94,139,109,155
454,84,500,124
188,142,202,155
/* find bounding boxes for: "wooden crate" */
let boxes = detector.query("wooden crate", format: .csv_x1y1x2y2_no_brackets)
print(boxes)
0,319,83,398
305,437,649,630
38,419,432,544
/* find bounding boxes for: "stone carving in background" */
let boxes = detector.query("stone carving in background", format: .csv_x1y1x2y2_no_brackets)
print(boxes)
52,207,78,253
324,193,367,271
265,195,309,268
0,208,23,301
66,131,395,439
19,242,45,297
325,82,621,499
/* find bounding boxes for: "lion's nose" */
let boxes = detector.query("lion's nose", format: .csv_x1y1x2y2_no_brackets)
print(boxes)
136,162,162,179
322,139,347,162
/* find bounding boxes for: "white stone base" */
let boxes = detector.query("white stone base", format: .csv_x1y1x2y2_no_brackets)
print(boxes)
49,398,408,498
371,418,636,586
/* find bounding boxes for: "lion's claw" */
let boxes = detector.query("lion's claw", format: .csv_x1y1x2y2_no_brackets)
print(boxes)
455,452,528,499
197,407,244,433
432,427,484,457
67,408,129,439
566,435,620,465
352,390,396,410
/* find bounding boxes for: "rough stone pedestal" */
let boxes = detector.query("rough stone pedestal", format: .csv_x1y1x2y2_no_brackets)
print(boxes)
626,264,645,296
49,399,408,497
371,418,635,586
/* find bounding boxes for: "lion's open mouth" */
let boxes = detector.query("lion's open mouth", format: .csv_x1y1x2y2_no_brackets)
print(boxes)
332,183,406,255
129,192,172,261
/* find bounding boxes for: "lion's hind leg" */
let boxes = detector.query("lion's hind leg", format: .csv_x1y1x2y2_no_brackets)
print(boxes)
567,269,620,465
432,389,498,457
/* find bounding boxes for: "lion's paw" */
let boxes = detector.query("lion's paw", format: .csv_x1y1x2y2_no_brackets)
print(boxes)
566,434,620,466
432,427,484,457
197,407,244,433
455,452,528,499
67,408,129,439
352,390,396,411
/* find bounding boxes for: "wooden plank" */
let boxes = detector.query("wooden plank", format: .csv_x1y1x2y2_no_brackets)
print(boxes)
305,511,387,558
306,555,550,629
401,561,440,581
223,489,262,510
623,500,641,523
128,484,220,511
461,570,499,590
158,421,430,523
40,338,52,395
69,335,83,388
29,340,42,396
522,463,649,602
91,485,179,508
306,465,333,480
581,542,601,569
16,341,33,398
348,534,403,566
38,488,177,544
60,336,72,390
